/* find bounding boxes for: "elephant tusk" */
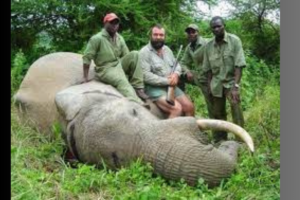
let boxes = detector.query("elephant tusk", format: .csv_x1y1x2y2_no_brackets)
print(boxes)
196,119,254,152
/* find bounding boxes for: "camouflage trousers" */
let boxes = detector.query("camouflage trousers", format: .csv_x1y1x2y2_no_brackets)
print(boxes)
95,51,144,104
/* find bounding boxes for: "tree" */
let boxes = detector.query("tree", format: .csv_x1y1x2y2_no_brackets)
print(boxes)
222,0,280,64
12,0,214,62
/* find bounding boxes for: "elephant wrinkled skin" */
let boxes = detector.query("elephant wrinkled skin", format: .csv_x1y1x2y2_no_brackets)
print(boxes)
14,52,254,187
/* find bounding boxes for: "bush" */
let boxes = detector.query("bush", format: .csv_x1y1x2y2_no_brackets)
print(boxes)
245,81,280,143
241,54,279,110
11,50,29,95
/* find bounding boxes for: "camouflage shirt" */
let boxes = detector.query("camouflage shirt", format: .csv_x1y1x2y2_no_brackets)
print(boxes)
203,32,246,97
82,29,129,73
139,43,182,86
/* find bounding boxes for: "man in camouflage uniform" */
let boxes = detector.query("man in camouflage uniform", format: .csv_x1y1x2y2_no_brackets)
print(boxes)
82,13,149,105
203,16,246,142
139,24,195,118
179,24,213,119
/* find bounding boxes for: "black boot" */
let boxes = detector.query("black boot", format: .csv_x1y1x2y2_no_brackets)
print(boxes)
135,88,150,101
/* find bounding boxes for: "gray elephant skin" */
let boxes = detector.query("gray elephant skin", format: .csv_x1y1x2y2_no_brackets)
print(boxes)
14,52,254,187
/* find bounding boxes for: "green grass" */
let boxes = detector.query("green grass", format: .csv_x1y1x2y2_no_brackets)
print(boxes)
11,81,280,200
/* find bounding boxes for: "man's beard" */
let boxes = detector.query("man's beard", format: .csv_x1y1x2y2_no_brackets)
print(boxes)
151,39,165,50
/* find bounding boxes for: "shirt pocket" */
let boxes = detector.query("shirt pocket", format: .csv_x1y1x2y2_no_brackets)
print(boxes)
209,54,221,74
151,60,166,76
223,50,234,67
165,56,174,68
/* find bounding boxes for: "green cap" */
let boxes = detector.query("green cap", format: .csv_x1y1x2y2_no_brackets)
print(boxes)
185,24,199,32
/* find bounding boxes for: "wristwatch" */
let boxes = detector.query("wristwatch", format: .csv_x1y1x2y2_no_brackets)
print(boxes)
234,83,240,88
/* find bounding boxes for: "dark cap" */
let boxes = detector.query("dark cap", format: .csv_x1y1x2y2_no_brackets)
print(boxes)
185,24,199,33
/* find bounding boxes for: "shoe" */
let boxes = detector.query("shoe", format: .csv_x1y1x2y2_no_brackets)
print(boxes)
135,88,150,101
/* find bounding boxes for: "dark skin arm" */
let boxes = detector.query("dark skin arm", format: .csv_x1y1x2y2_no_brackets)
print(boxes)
83,63,90,83
231,67,243,103
234,67,242,85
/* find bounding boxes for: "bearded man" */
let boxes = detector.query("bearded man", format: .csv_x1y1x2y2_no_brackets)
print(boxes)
138,24,195,118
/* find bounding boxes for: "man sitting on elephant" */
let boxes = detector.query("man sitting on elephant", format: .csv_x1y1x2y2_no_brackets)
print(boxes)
138,24,195,118
82,12,149,106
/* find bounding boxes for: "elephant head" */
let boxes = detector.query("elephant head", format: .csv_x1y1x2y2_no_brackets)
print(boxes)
14,52,254,187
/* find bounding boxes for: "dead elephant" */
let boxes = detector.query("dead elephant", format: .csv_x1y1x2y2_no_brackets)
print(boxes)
14,52,254,187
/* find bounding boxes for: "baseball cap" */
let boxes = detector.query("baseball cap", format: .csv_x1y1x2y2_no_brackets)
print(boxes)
103,13,119,23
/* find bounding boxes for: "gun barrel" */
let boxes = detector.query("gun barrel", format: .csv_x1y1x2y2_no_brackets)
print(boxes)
170,45,183,74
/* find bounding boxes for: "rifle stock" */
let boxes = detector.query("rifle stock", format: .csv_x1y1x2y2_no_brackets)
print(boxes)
166,86,175,105
166,45,183,105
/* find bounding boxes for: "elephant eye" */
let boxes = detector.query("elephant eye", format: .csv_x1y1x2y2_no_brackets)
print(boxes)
132,108,137,116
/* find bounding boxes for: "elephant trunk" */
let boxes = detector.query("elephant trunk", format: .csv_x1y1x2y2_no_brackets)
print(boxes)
140,118,242,186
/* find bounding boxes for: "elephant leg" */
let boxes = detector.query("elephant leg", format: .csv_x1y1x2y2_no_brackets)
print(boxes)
218,141,240,163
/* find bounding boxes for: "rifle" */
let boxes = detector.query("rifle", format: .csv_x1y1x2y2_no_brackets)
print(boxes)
166,45,183,105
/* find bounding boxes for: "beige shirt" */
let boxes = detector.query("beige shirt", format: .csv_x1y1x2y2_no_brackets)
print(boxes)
139,43,182,86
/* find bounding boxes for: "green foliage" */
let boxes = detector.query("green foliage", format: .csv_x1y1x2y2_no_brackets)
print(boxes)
185,84,209,118
11,0,203,62
29,32,58,62
11,0,280,65
238,12,280,64
223,0,280,64
11,50,29,95
245,82,280,143
240,54,279,110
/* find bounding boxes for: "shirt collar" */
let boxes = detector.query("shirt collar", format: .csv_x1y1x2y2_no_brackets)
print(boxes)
213,31,228,46
101,28,118,40
191,36,205,47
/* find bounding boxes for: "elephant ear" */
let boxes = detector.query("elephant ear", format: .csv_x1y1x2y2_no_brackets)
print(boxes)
13,52,96,135
55,89,84,121
55,81,123,121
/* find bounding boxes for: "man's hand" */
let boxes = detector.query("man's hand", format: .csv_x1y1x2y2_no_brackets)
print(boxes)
231,88,240,104
168,73,179,86
186,71,194,82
